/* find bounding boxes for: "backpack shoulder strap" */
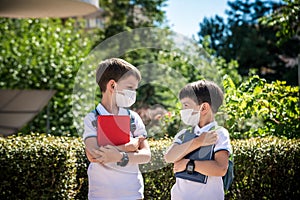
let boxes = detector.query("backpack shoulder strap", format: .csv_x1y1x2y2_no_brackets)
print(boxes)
92,108,136,134
191,126,195,133
180,126,196,143
208,124,234,190
91,108,100,128
126,109,136,133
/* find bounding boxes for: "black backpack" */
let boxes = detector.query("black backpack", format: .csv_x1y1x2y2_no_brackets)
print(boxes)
223,157,234,191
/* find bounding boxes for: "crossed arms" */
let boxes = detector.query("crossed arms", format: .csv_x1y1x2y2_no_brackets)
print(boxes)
164,130,229,176
85,136,151,165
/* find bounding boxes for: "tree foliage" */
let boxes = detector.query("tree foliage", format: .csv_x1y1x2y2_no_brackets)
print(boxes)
261,0,300,44
0,1,298,140
0,18,94,136
222,75,299,139
0,0,169,137
198,0,299,85
97,0,168,38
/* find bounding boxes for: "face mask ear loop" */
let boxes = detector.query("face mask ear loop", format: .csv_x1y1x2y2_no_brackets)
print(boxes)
192,104,202,115
198,103,205,113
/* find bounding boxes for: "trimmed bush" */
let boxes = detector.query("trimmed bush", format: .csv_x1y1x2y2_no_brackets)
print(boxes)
227,137,300,200
0,134,87,199
1,135,299,199
141,138,174,199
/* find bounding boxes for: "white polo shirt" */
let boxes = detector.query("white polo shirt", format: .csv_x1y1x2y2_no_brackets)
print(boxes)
171,121,232,200
83,103,147,200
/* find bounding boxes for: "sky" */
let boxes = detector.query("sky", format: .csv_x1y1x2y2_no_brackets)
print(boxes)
164,0,229,40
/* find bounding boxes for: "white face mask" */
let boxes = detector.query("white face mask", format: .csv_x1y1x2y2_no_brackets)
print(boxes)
115,89,136,108
180,108,200,126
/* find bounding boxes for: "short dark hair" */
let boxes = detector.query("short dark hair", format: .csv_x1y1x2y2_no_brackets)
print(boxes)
179,80,224,113
96,58,141,92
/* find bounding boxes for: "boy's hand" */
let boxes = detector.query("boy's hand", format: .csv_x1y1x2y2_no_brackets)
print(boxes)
173,159,189,173
196,130,218,146
124,136,146,152
94,145,123,164
85,149,98,162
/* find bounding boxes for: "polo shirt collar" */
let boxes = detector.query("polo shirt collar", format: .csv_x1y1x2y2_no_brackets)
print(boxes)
194,121,218,136
95,103,128,115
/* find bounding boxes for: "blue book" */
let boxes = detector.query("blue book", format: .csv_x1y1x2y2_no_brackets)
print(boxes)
175,129,215,184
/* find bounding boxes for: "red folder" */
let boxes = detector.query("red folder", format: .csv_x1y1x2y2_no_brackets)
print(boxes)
97,115,130,146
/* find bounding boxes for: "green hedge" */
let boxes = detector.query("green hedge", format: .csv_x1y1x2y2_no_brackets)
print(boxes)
0,134,87,199
140,139,174,199
227,137,300,199
1,135,299,199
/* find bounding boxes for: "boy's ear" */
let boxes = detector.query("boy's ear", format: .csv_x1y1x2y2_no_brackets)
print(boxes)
201,102,210,113
107,80,116,92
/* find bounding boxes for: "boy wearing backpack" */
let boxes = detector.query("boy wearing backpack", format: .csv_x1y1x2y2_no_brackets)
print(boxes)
83,58,151,200
164,80,232,200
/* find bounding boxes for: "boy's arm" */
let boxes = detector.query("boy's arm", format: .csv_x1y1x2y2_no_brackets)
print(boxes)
126,138,151,164
164,137,203,163
194,150,229,176
116,136,145,152
85,136,145,162
85,137,100,162
173,150,229,176
94,138,151,164
164,130,218,163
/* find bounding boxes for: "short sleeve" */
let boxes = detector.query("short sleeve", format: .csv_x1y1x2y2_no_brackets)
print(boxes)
214,127,232,154
130,110,147,138
83,112,97,140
